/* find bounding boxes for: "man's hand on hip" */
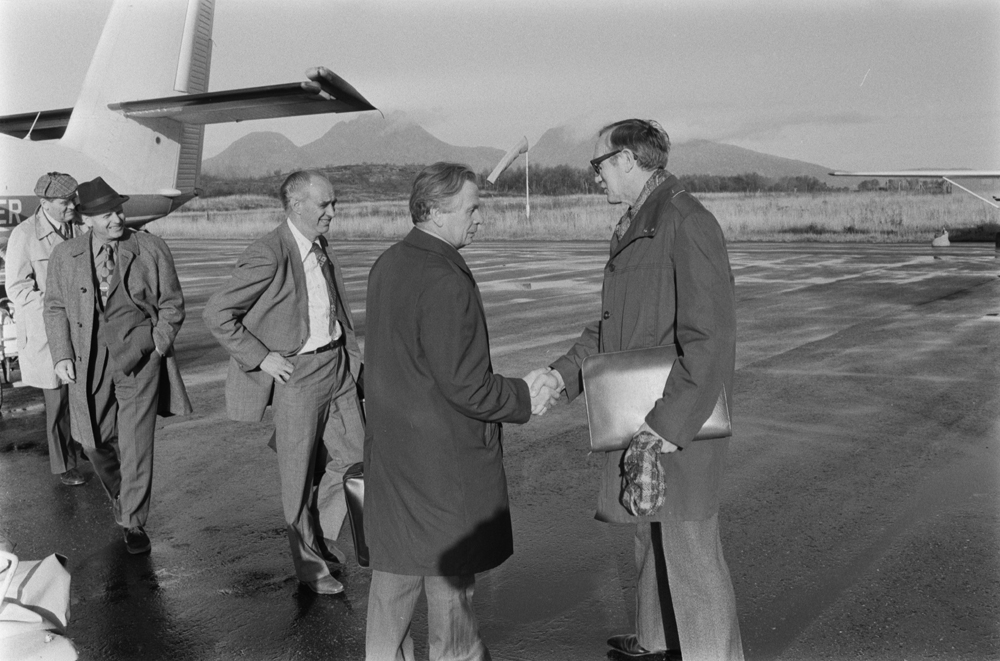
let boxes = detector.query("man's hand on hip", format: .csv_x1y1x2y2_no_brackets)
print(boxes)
54,359,76,384
260,352,294,384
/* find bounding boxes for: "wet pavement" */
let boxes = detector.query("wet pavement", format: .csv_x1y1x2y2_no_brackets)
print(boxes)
1,240,998,660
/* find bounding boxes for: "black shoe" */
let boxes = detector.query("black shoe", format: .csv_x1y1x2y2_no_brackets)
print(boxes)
59,468,86,486
124,526,151,554
607,634,680,661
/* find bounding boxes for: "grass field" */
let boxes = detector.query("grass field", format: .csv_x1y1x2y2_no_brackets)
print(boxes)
147,191,1000,243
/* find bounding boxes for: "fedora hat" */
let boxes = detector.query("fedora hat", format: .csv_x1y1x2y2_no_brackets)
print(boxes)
77,177,130,216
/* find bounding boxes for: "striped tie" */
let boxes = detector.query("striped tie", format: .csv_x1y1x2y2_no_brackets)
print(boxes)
310,242,338,332
97,242,116,305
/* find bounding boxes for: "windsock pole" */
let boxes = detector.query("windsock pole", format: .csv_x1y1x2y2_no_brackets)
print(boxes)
525,149,531,222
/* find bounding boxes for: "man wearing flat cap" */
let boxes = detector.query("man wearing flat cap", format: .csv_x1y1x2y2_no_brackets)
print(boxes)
44,176,190,554
5,173,87,486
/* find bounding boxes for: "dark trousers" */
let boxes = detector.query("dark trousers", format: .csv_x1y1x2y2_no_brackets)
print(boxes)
87,345,161,529
42,385,78,474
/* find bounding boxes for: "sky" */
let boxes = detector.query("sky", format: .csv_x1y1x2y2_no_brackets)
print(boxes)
2,0,998,171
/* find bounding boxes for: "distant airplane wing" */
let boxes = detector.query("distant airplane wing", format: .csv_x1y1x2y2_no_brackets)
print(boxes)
111,67,376,124
831,170,1000,207
830,170,1000,178
0,67,375,141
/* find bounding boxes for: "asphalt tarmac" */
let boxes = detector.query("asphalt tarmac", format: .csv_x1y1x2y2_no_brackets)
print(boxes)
1,239,998,661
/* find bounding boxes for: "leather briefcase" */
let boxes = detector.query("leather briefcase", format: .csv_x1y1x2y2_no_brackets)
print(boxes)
342,462,369,568
582,345,731,452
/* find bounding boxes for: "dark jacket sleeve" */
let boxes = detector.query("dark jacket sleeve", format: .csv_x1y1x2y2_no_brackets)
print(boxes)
202,241,278,371
550,321,600,402
647,211,736,449
418,270,531,424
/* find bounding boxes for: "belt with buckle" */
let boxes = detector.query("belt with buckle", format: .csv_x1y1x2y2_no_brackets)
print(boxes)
299,334,344,356
300,341,334,355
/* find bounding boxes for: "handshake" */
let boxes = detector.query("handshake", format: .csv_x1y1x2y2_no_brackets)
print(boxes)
522,368,562,416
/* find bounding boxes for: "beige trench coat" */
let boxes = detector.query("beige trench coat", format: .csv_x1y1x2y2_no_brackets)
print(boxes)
3,209,85,389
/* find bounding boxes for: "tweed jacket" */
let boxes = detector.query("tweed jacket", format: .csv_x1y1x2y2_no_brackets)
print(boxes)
3,209,85,388
202,222,361,422
43,229,191,446
551,172,737,523
363,229,532,576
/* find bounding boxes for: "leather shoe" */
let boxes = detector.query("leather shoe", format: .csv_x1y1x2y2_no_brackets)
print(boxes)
302,575,344,595
607,634,681,661
59,468,86,486
124,527,151,554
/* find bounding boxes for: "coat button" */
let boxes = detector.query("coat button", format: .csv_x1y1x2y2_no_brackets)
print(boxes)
603,311,610,320
608,264,616,272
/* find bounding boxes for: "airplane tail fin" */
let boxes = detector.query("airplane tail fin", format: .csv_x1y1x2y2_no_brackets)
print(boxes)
61,0,214,197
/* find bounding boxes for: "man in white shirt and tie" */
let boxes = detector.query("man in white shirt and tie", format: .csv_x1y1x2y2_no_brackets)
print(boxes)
204,170,365,595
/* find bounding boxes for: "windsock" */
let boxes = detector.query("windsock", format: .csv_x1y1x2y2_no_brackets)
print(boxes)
487,136,529,184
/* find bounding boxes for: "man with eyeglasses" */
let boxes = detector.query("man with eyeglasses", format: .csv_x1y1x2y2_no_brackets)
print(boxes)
530,119,744,661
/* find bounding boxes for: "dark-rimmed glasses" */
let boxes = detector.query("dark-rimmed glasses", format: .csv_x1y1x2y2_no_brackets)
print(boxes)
590,149,622,175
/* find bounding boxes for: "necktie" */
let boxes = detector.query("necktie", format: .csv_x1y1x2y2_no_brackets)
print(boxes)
97,242,116,305
309,242,338,332
614,210,633,240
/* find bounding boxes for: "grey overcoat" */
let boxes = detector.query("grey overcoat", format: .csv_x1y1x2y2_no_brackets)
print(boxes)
4,209,85,389
43,229,191,448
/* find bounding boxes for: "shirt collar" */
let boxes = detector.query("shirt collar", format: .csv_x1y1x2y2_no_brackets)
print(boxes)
286,218,322,262
39,208,68,238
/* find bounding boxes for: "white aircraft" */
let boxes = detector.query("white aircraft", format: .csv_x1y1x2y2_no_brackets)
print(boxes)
830,170,1000,208
0,0,376,250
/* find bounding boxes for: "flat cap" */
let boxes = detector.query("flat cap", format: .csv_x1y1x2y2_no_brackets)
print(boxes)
34,172,79,199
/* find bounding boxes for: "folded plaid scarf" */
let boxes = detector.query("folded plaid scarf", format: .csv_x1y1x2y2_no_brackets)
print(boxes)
621,430,666,516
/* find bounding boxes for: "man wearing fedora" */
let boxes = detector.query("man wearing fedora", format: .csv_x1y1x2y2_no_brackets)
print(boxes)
44,177,190,554
5,173,87,486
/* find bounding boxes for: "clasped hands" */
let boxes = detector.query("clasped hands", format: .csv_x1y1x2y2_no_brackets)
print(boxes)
522,368,561,416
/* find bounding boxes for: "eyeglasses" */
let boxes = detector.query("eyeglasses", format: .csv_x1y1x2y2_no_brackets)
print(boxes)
590,149,623,175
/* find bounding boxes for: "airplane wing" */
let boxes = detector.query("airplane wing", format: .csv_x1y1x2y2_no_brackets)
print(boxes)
831,170,1000,178
0,67,375,141
830,170,1000,207
111,67,376,124
0,108,73,140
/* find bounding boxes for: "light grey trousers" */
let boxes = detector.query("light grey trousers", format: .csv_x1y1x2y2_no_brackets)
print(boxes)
635,515,745,661
273,345,364,582
366,570,489,661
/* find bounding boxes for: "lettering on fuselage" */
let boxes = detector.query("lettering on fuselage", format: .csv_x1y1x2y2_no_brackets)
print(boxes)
0,199,26,227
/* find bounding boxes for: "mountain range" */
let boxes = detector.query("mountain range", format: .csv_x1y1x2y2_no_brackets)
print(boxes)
202,112,840,186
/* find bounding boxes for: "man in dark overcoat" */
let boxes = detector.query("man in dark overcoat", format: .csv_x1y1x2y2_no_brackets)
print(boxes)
363,162,553,661
534,120,744,661
203,170,364,596
44,177,190,554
